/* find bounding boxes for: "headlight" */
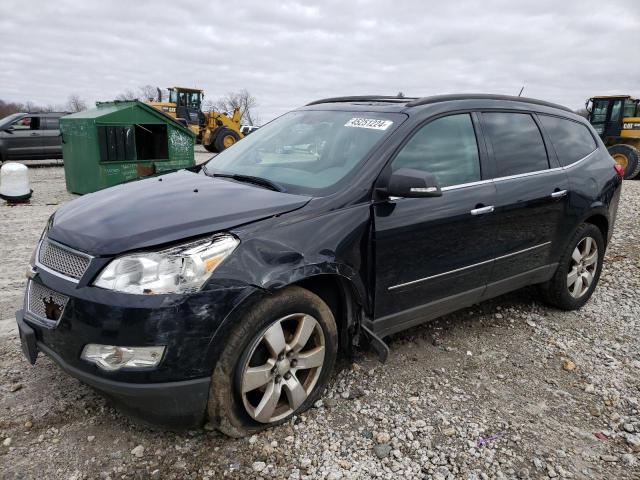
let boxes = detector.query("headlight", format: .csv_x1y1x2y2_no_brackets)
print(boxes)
81,344,165,371
93,234,239,294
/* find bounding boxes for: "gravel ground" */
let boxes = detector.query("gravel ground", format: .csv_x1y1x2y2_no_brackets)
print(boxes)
1,168,638,480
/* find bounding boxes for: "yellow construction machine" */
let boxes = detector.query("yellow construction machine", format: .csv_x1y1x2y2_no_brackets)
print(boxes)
148,87,243,152
586,95,640,178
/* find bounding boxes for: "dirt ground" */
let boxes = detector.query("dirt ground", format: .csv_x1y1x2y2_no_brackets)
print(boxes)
0,167,638,480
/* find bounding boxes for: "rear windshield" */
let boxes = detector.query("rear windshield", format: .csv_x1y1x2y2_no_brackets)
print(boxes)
204,110,405,196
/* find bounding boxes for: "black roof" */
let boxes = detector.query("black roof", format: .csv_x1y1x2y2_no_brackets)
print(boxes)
307,93,573,113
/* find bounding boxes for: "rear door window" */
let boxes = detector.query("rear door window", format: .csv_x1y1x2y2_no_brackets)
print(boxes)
482,112,549,177
44,117,60,130
391,114,481,187
538,115,597,166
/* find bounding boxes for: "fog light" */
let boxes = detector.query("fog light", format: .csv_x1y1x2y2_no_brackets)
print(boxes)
81,344,165,371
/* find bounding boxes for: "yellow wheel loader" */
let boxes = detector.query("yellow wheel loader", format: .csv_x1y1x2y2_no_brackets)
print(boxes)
586,95,640,179
148,87,243,152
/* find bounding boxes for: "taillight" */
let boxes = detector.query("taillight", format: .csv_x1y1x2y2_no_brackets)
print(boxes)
614,164,625,179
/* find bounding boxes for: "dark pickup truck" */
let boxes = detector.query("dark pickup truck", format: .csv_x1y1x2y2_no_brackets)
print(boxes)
0,112,67,161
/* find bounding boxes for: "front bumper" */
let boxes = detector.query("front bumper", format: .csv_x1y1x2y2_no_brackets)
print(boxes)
17,310,210,427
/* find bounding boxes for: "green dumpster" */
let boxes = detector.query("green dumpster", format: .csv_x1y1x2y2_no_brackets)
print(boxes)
60,100,195,194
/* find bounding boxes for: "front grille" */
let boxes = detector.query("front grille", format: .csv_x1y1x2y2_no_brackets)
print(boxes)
38,237,91,280
27,281,69,324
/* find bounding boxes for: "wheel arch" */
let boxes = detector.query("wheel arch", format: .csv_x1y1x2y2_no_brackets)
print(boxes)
583,213,609,246
205,269,366,373
289,274,363,355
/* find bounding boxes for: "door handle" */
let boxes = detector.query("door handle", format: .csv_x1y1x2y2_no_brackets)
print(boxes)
550,189,568,199
470,205,494,216
30,132,39,136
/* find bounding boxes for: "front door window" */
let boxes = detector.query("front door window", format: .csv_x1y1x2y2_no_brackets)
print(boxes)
12,116,39,130
391,114,481,187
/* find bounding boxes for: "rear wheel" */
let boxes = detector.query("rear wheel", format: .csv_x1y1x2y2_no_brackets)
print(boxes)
539,223,604,310
207,286,338,437
608,144,640,179
214,128,240,152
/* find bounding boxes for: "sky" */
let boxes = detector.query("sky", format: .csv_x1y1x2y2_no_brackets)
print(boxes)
1,0,639,123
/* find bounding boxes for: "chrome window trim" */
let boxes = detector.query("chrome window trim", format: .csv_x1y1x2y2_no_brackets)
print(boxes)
492,166,563,183
440,179,492,191
559,148,598,170
35,237,93,283
409,148,600,194
24,280,67,329
388,241,551,291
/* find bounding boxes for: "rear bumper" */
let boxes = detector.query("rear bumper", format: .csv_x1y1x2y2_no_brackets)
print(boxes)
16,310,210,428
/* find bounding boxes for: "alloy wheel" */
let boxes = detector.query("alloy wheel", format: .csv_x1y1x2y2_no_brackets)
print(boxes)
567,236,598,298
240,313,325,423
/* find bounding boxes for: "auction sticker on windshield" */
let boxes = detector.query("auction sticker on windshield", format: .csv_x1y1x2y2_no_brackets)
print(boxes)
344,118,393,130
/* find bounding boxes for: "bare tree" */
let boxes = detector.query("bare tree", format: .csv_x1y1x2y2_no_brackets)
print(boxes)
24,101,39,113
138,85,159,102
0,100,25,117
211,89,259,125
66,94,87,112
1,97,77,116
115,89,139,101
115,85,162,102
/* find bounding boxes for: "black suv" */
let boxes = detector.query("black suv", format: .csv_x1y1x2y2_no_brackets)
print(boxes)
16,94,622,435
0,112,67,161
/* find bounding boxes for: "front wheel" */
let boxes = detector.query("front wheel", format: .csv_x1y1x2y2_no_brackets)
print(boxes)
214,128,240,152
207,286,338,437
539,223,604,310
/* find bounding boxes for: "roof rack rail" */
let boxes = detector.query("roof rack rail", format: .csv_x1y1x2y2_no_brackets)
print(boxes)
306,95,418,106
405,94,573,113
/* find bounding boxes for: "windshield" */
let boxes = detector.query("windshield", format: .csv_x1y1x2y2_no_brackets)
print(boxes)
204,110,404,195
0,113,25,130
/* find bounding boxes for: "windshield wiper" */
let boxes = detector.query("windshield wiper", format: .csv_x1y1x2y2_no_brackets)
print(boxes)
212,173,285,192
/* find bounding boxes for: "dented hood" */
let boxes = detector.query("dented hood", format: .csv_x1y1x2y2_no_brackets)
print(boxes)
48,170,310,255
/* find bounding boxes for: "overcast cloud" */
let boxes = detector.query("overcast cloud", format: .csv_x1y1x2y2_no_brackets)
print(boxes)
1,0,639,122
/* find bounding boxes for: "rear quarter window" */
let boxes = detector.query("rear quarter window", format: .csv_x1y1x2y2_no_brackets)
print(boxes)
538,115,597,167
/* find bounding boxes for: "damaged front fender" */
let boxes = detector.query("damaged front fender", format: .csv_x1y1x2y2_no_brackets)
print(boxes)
215,202,373,309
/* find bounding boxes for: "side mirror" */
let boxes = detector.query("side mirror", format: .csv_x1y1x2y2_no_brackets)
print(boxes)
4,126,14,134
383,168,442,198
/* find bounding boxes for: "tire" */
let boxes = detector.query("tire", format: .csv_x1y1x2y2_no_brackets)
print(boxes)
214,128,241,152
608,144,640,179
203,139,218,153
539,223,604,310
207,286,338,437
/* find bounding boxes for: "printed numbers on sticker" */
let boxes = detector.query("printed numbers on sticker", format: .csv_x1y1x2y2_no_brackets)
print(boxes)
344,118,393,130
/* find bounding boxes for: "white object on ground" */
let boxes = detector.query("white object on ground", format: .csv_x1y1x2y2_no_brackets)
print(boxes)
0,162,32,201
